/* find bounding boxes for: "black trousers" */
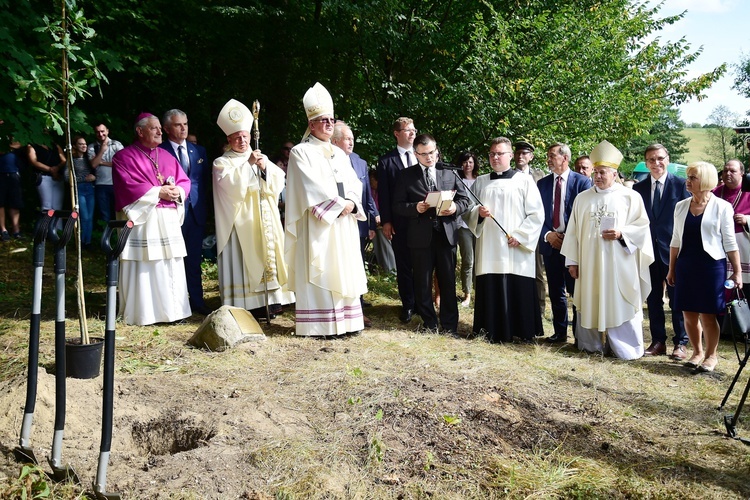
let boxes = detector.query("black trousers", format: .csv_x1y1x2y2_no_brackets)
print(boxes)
410,229,458,332
544,247,577,338
392,226,415,310
646,257,687,345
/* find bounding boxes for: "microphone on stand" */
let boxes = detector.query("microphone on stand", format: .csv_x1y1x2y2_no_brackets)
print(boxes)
435,162,462,171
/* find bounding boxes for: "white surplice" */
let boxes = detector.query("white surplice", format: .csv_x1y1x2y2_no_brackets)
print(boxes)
465,171,543,278
119,187,191,326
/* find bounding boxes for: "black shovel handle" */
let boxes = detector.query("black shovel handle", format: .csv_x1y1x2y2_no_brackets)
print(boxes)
52,211,78,252
31,210,55,266
101,220,134,260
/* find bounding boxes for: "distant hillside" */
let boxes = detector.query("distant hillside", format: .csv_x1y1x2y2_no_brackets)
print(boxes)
680,127,711,164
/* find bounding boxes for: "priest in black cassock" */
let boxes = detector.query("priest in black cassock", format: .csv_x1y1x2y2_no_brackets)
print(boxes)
465,137,544,343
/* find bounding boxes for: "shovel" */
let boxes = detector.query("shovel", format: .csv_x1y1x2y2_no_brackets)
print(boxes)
48,211,80,483
14,210,54,465
93,219,133,500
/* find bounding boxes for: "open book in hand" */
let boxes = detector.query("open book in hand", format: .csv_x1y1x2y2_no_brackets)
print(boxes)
424,190,456,212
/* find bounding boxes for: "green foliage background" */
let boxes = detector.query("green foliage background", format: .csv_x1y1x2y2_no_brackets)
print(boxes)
0,0,727,167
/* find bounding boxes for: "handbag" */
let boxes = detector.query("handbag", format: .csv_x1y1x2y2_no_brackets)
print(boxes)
723,289,750,341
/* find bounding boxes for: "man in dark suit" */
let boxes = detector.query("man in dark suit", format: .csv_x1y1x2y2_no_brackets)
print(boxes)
377,117,417,323
332,121,379,327
633,143,689,358
392,134,470,334
538,142,592,343
160,109,212,315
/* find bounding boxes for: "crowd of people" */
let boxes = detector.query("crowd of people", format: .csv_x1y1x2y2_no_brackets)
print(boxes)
2,84,748,372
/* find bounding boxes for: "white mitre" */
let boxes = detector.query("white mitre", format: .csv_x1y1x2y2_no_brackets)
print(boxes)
302,82,334,140
217,99,254,136
590,140,623,170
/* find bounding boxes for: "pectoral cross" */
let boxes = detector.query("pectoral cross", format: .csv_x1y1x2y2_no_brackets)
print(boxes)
590,205,610,228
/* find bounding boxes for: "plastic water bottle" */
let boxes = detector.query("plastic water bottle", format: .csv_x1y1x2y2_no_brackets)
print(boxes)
725,279,736,289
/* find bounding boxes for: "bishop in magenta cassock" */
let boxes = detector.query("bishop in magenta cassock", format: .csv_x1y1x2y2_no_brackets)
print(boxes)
112,113,191,326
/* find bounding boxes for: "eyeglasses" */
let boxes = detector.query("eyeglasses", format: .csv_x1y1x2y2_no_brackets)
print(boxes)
489,151,512,158
311,118,336,125
645,156,668,164
415,150,437,158
399,128,417,134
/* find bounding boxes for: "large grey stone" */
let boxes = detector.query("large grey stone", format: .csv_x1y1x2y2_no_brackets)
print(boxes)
188,306,266,351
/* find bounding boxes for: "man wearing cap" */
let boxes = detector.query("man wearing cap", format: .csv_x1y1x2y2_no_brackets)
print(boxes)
513,140,544,182
159,109,212,315
538,142,592,344
377,117,418,323
112,113,191,326
285,83,367,336
633,144,689,358
560,140,654,359
213,99,294,319
513,139,546,330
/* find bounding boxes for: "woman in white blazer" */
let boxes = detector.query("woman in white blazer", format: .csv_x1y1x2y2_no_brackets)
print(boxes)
667,162,741,373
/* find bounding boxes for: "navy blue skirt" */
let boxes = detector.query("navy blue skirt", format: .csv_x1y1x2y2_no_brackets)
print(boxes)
674,212,726,314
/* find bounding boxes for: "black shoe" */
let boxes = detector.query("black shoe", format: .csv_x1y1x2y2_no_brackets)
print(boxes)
192,305,213,316
544,334,568,343
417,324,439,334
270,303,283,314
399,308,414,323
250,307,276,320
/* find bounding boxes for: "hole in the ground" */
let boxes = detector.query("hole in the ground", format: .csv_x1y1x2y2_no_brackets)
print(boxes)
132,411,217,456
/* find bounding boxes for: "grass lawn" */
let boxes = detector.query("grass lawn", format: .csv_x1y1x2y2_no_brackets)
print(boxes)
2,237,750,498
681,127,712,164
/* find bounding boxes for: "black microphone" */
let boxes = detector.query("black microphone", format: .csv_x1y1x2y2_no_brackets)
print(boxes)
435,162,462,171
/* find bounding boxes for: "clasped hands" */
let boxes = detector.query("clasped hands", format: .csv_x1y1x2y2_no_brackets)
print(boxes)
159,185,181,202
546,231,565,250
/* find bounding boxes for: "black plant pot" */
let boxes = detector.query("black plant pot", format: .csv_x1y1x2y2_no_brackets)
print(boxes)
65,337,104,379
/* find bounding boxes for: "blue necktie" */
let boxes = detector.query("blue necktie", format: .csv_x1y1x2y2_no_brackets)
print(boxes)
652,180,661,214
178,145,190,175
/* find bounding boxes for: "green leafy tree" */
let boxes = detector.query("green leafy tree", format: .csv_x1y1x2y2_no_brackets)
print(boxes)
622,104,689,163
5,0,725,165
734,52,750,99
705,105,739,167
0,0,110,145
